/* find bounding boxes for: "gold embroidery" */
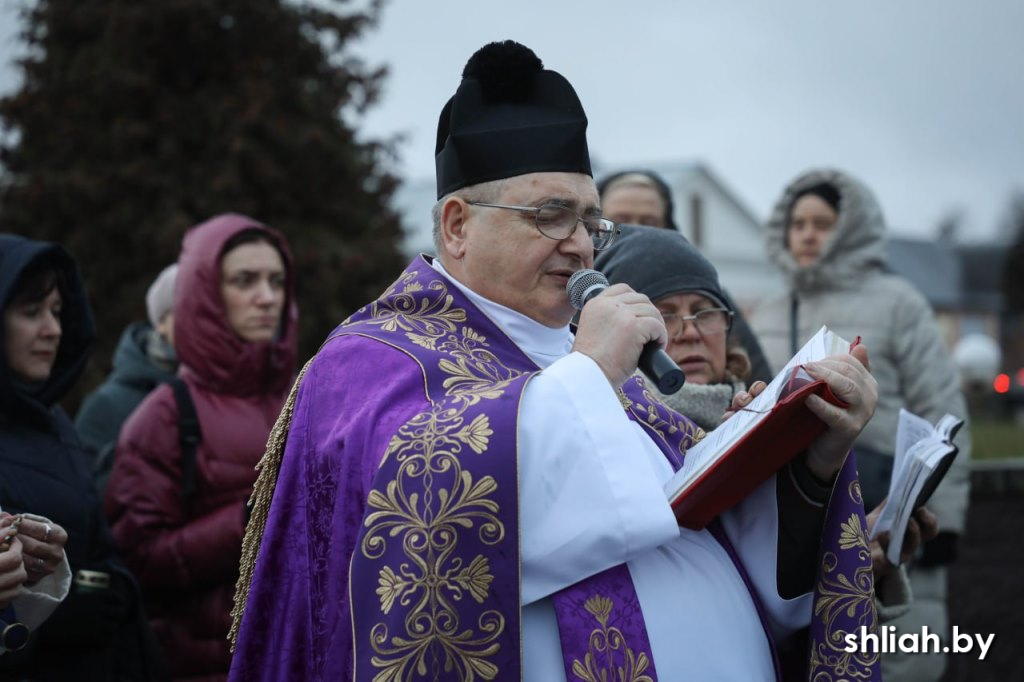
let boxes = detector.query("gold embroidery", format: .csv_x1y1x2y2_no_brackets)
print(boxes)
810,508,879,680
349,271,468,350
230,357,315,650
358,273,529,680
570,595,654,682
616,389,633,410
628,378,706,454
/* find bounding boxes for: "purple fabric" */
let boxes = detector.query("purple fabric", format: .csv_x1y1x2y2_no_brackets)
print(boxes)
806,452,882,680
231,258,535,680
552,564,659,682
230,258,880,681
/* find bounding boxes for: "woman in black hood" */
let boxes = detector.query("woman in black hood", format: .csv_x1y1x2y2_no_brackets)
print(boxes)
0,234,166,680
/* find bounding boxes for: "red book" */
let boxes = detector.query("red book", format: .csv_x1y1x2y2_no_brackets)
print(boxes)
665,326,854,530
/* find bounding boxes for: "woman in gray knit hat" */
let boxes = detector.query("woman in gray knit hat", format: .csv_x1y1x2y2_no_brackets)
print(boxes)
595,224,756,430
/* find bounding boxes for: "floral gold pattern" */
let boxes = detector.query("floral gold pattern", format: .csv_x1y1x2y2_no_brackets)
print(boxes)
625,377,706,460
352,271,468,351
570,595,654,682
353,270,526,681
809,478,880,680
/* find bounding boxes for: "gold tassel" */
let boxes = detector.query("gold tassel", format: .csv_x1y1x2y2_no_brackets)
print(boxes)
228,358,314,651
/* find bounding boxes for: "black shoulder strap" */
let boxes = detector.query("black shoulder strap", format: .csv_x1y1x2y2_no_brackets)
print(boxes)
170,377,202,501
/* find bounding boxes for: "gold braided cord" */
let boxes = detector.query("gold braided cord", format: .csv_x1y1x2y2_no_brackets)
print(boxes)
228,357,314,651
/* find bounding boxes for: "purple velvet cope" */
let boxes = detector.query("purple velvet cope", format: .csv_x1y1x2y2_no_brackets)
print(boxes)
342,262,534,680
230,258,880,682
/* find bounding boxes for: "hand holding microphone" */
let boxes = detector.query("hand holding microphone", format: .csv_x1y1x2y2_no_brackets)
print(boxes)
567,269,685,394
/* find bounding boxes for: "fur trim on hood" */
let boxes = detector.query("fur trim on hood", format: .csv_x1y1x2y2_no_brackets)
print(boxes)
764,168,889,292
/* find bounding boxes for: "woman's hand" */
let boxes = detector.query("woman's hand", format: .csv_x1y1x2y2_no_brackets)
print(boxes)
17,517,68,584
804,345,878,480
866,501,939,577
721,380,768,422
0,537,28,607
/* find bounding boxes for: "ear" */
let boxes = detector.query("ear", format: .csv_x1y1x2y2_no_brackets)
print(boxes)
439,196,470,261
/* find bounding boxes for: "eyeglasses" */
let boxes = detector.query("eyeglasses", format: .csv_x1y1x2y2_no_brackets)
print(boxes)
660,308,733,337
466,201,619,251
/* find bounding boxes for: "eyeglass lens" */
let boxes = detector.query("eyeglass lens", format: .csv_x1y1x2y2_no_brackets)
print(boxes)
662,310,729,335
535,205,614,250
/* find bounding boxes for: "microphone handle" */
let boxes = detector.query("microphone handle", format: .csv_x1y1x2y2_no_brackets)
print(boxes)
638,342,686,395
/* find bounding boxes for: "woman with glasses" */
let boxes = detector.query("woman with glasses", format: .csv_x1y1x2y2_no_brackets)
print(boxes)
596,224,754,429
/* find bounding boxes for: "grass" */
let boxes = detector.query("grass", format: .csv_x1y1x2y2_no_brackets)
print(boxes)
971,417,1024,460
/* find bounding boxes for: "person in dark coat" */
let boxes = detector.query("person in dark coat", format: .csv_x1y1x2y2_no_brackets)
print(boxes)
105,215,298,682
75,264,178,495
0,233,167,680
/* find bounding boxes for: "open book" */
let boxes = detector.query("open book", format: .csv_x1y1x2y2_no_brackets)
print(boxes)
868,409,964,565
664,326,854,529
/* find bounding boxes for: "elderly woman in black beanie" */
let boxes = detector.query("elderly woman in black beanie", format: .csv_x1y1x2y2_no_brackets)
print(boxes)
596,224,928,623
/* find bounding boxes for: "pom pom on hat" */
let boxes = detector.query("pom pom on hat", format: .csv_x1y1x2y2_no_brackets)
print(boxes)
462,40,544,102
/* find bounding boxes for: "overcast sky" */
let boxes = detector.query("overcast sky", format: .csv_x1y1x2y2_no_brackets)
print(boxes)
2,0,1022,241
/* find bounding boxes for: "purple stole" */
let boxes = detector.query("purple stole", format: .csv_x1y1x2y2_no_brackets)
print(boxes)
324,258,879,681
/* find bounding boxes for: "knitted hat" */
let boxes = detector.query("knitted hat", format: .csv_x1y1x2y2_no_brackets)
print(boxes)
595,225,730,310
792,182,841,213
145,263,178,328
435,40,592,199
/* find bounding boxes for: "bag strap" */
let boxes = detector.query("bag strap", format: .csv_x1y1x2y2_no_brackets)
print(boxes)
170,377,202,501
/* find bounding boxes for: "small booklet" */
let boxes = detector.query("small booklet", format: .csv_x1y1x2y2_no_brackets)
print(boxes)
664,325,852,530
868,409,964,565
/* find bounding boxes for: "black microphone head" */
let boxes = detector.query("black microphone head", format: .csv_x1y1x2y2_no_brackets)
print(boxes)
567,269,609,310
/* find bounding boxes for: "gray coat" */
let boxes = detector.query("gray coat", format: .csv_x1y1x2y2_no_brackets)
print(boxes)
750,169,971,535
74,321,176,494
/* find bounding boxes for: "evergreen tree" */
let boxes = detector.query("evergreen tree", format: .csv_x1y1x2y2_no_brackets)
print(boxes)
0,0,407,405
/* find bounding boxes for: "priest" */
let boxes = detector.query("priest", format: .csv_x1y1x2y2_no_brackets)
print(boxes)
229,40,882,681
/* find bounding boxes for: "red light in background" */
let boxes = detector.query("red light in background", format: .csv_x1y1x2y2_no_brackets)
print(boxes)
1016,368,1024,386
994,374,1011,394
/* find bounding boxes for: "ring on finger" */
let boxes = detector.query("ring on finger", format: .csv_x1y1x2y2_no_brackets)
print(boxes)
34,557,45,571
43,524,53,543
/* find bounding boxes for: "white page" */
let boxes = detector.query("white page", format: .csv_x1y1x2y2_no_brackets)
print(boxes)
665,326,847,500
869,410,964,563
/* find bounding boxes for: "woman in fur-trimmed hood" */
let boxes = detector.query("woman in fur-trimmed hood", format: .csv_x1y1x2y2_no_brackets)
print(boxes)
750,168,971,682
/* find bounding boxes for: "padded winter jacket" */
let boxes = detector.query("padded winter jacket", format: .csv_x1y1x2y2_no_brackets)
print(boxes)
749,169,971,537
106,215,297,681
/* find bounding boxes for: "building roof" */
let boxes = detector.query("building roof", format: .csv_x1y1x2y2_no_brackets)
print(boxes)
886,237,962,309
958,243,1007,312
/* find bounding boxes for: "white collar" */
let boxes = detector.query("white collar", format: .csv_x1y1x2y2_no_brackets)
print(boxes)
429,258,574,369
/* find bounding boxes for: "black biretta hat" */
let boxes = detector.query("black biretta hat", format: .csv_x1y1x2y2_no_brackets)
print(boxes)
435,41,592,199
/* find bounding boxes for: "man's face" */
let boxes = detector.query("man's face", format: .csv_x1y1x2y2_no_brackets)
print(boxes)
601,185,667,228
444,172,598,328
788,194,838,267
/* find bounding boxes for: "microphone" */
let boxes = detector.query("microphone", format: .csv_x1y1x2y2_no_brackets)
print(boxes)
567,269,686,395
